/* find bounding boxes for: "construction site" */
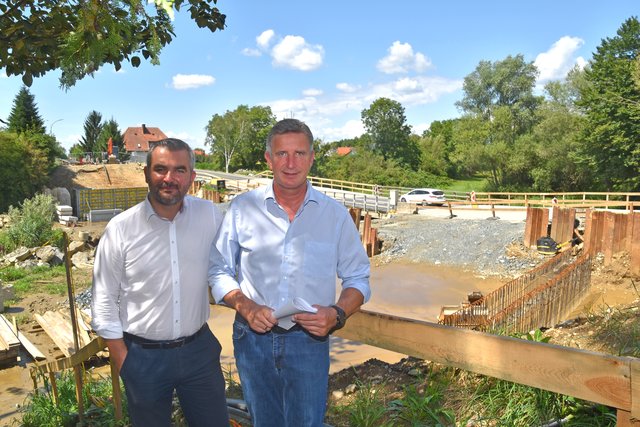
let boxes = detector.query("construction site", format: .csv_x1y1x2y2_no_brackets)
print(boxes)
0,163,639,425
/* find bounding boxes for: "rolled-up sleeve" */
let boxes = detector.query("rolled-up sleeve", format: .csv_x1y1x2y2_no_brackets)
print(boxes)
337,215,371,302
90,224,125,339
209,208,242,303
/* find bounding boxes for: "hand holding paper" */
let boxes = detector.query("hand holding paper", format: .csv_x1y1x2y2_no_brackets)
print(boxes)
272,297,318,330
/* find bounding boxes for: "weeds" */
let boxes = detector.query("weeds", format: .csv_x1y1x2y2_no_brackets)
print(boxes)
21,369,128,427
0,194,60,254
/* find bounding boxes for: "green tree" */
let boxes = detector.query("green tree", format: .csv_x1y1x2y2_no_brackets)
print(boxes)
0,0,226,88
452,55,544,189
577,16,640,190
204,105,276,172
361,97,417,168
79,111,104,156
456,54,542,133
0,132,49,213
97,118,128,161
7,86,45,134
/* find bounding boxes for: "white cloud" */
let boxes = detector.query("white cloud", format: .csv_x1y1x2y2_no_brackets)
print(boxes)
241,48,262,57
336,82,359,93
534,36,585,82
256,29,275,50
321,120,365,141
262,74,461,142
377,41,432,74
271,35,324,71
303,88,323,97
170,74,216,90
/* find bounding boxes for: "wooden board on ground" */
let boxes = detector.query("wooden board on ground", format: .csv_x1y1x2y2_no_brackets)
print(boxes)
0,313,20,365
35,310,92,357
0,315,46,361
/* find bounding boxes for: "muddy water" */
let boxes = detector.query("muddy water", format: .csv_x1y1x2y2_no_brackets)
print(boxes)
364,262,504,322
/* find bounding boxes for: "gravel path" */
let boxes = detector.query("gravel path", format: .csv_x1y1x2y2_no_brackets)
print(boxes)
373,214,544,278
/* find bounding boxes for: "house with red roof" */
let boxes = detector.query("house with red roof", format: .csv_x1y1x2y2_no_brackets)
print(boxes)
123,124,168,163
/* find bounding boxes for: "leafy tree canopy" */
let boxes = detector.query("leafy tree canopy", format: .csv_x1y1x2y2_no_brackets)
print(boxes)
456,54,542,132
0,132,49,213
0,0,226,88
204,105,276,173
578,16,640,191
361,97,417,168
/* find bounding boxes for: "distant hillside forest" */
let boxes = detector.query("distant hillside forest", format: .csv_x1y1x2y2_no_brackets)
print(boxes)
2,17,640,214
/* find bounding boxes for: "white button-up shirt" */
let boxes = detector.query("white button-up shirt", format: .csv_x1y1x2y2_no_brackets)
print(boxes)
210,182,370,310
91,196,223,340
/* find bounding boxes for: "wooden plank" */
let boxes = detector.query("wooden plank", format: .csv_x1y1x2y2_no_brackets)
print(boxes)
35,312,74,357
0,315,46,360
603,211,616,265
524,207,534,247
632,213,640,276
31,337,107,375
0,314,19,349
335,310,636,413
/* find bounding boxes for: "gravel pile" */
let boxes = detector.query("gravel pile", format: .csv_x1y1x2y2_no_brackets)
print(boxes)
373,214,544,278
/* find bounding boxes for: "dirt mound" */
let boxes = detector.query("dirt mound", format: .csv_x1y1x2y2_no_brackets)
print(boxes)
49,164,147,190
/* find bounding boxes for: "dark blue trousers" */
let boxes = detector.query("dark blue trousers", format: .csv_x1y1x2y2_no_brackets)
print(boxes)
120,325,229,426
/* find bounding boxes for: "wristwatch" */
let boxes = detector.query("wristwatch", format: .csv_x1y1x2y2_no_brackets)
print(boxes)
330,305,347,331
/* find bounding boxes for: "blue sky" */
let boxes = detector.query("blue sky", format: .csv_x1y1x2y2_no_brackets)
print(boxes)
1,1,638,152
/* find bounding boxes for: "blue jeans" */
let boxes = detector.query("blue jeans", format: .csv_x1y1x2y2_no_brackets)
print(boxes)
233,320,330,427
120,325,229,426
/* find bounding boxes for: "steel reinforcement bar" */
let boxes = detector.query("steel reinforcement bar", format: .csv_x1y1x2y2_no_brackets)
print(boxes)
440,250,576,329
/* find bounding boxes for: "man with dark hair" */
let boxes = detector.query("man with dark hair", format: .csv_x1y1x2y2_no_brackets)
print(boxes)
210,119,371,426
91,138,229,426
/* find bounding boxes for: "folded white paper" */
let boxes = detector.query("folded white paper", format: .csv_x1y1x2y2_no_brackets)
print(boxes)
272,297,318,330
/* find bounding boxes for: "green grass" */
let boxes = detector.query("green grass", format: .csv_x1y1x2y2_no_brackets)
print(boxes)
443,175,489,193
0,264,69,297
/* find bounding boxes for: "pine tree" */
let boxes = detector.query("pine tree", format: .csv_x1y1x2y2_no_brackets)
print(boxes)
79,111,104,156
7,86,45,134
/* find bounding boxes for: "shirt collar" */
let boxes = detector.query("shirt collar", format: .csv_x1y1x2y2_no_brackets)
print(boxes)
264,181,318,206
143,194,189,221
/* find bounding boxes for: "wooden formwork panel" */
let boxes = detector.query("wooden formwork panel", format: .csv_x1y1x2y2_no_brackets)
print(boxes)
524,207,549,247
586,210,606,256
75,187,148,220
550,207,576,245
631,213,640,276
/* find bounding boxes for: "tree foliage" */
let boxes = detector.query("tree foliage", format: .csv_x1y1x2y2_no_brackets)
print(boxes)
577,16,640,191
204,105,276,172
97,118,127,160
7,86,45,134
79,111,104,155
0,132,49,214
361,97,417,168
456,54,542,129
0,0,226,88
6,87,64,169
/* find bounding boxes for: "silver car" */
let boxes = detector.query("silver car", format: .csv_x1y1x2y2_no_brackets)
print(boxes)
399,188,446,206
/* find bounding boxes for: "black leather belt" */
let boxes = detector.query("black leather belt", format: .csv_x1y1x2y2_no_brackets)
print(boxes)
123,324,208,349
235,313,302,334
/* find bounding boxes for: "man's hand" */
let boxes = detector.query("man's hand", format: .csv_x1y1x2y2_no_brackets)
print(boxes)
243,303,277,333
293,305,338,337
224,289,277,333
105,338,128,372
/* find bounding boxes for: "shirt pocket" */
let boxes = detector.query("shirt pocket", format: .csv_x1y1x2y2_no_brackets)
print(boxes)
303,241,336,280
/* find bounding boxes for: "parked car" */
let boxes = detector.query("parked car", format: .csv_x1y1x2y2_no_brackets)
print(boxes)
399,188,446,206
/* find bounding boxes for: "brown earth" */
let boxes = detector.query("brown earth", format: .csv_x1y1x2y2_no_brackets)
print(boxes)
0,164,637,425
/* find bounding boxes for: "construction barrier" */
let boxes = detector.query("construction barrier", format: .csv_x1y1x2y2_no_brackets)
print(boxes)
74,188,148,221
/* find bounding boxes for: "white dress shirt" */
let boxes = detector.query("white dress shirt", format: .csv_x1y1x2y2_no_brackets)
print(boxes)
210,182,370,311
91,195,223,340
